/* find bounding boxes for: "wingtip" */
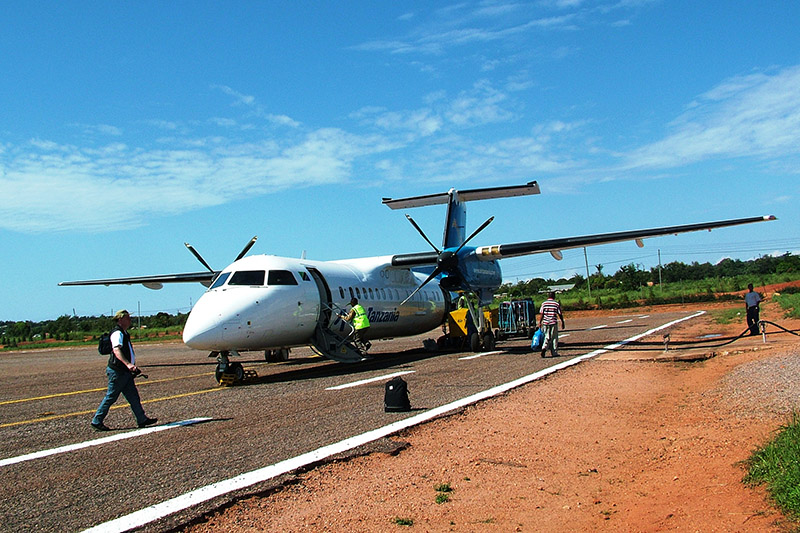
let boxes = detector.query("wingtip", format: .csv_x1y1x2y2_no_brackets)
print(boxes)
764,214,777,221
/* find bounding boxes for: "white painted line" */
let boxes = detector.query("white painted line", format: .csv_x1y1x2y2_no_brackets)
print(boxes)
639,315,650,319
558,333,570,338
84,311,705,533
459,350,503,360
325,371,415,391
0,418,212,468
616,319,633,324
590,324,608,330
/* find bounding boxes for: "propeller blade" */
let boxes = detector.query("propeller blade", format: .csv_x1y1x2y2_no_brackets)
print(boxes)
405,215,441,253
184,243,215,273
400,267,442,305
455,216,494,254
235,236,258,262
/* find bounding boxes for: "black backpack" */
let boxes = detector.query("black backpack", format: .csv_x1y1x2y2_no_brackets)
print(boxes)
98,333,113,355
384,376,411,412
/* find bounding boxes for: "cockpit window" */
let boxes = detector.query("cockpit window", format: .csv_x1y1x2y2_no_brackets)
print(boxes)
229,270,266,286
210,271,231,289
267,270,298,285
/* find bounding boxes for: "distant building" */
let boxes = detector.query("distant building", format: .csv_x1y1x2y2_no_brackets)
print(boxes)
543,284,575,293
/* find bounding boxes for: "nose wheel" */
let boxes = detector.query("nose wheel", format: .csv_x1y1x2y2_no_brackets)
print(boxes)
215,361,244,384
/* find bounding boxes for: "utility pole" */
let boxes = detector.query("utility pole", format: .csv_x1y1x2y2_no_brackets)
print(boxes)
658,249,663,290
583,247,591,300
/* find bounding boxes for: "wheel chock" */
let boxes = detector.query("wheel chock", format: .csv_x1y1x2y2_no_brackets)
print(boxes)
218,373,236,387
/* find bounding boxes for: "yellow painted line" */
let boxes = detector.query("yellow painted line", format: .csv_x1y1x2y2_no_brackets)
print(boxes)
0,371,216,406
0,387,222,429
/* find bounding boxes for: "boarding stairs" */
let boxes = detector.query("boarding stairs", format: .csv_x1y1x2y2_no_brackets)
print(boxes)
310,302,368,363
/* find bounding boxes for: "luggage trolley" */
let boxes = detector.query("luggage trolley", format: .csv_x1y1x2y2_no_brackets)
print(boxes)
496,298,537,341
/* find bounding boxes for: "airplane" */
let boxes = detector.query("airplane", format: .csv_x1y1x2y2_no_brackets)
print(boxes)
60,181,776,383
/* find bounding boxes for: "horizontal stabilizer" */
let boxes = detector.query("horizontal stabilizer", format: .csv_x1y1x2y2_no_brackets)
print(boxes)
383,181,539,210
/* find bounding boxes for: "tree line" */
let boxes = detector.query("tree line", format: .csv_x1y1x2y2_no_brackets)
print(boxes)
500,252,800,300
0,312,188,348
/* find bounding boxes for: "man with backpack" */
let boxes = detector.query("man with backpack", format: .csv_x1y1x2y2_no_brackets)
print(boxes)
91,309,157,431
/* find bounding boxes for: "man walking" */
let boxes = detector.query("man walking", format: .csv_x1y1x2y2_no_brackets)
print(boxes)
744,283,762,336
538,291,565,357
91,310,157,431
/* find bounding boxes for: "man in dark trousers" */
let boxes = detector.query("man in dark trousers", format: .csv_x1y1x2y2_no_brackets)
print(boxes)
342,297,371,353
91,310,157,431
744,283,763,335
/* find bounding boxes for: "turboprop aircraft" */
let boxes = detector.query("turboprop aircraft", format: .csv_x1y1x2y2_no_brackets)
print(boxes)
60,181,775,383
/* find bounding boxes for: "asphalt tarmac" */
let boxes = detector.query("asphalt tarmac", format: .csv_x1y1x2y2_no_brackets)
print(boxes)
0,310,698,532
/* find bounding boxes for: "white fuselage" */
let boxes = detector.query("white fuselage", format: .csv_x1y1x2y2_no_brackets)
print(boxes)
182,254,447,352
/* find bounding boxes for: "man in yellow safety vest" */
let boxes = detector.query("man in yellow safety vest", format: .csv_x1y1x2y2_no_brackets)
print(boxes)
342,297,371,352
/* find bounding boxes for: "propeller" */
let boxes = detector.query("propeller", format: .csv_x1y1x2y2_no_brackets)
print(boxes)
184,236,258,275
401,216,494,305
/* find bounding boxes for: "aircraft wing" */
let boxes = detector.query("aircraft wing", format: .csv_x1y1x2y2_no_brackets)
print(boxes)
59,271,217,290
391,215,776,267
474,215,777,261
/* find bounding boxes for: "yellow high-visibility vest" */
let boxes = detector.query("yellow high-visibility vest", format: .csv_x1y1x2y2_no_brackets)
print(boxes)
352,304,370,330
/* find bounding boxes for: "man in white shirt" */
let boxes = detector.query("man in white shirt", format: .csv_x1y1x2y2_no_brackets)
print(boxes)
91,310,157,431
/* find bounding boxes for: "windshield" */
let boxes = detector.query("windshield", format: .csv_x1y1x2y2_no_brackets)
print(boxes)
209,272,231,289
229,270,266,286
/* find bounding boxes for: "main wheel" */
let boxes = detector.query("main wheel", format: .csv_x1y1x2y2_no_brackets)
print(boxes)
469,332,481,352
482,332,495,351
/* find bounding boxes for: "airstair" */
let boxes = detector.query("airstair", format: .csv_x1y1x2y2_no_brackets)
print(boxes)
310,302,369,363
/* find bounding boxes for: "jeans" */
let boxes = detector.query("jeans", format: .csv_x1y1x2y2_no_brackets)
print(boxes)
542,323,560,356
92,366,146,425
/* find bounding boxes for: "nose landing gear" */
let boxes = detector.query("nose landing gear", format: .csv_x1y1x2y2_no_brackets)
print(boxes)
211,350,256,385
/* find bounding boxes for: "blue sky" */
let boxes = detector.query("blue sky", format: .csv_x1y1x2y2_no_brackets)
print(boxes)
1,1,798,322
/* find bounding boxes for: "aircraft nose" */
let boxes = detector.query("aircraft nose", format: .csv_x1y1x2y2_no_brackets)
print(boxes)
182,297,222,349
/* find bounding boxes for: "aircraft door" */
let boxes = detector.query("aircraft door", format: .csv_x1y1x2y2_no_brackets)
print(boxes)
306,267,332,327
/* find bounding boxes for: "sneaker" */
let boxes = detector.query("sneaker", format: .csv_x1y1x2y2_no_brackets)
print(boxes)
91,422,111,432
137,417,158,428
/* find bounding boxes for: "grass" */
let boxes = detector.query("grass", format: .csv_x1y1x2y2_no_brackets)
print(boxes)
434,482,453,504
773,292,800,319
744,412,800,521
710,307,744,325
392,517,414,526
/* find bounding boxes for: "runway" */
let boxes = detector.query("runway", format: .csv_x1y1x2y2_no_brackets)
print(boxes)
0,310,701,532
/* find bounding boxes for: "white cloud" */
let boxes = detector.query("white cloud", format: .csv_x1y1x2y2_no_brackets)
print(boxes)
212,84,256,106
624,65,800,169
0,128,396,233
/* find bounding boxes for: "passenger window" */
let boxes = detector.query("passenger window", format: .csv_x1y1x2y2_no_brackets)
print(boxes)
381,288,386,300
229,270,265,286
267,270,298,285
339,287,345,299
210,272,231,289
356,287,361,298
368,288,374,299
349,287,355,299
